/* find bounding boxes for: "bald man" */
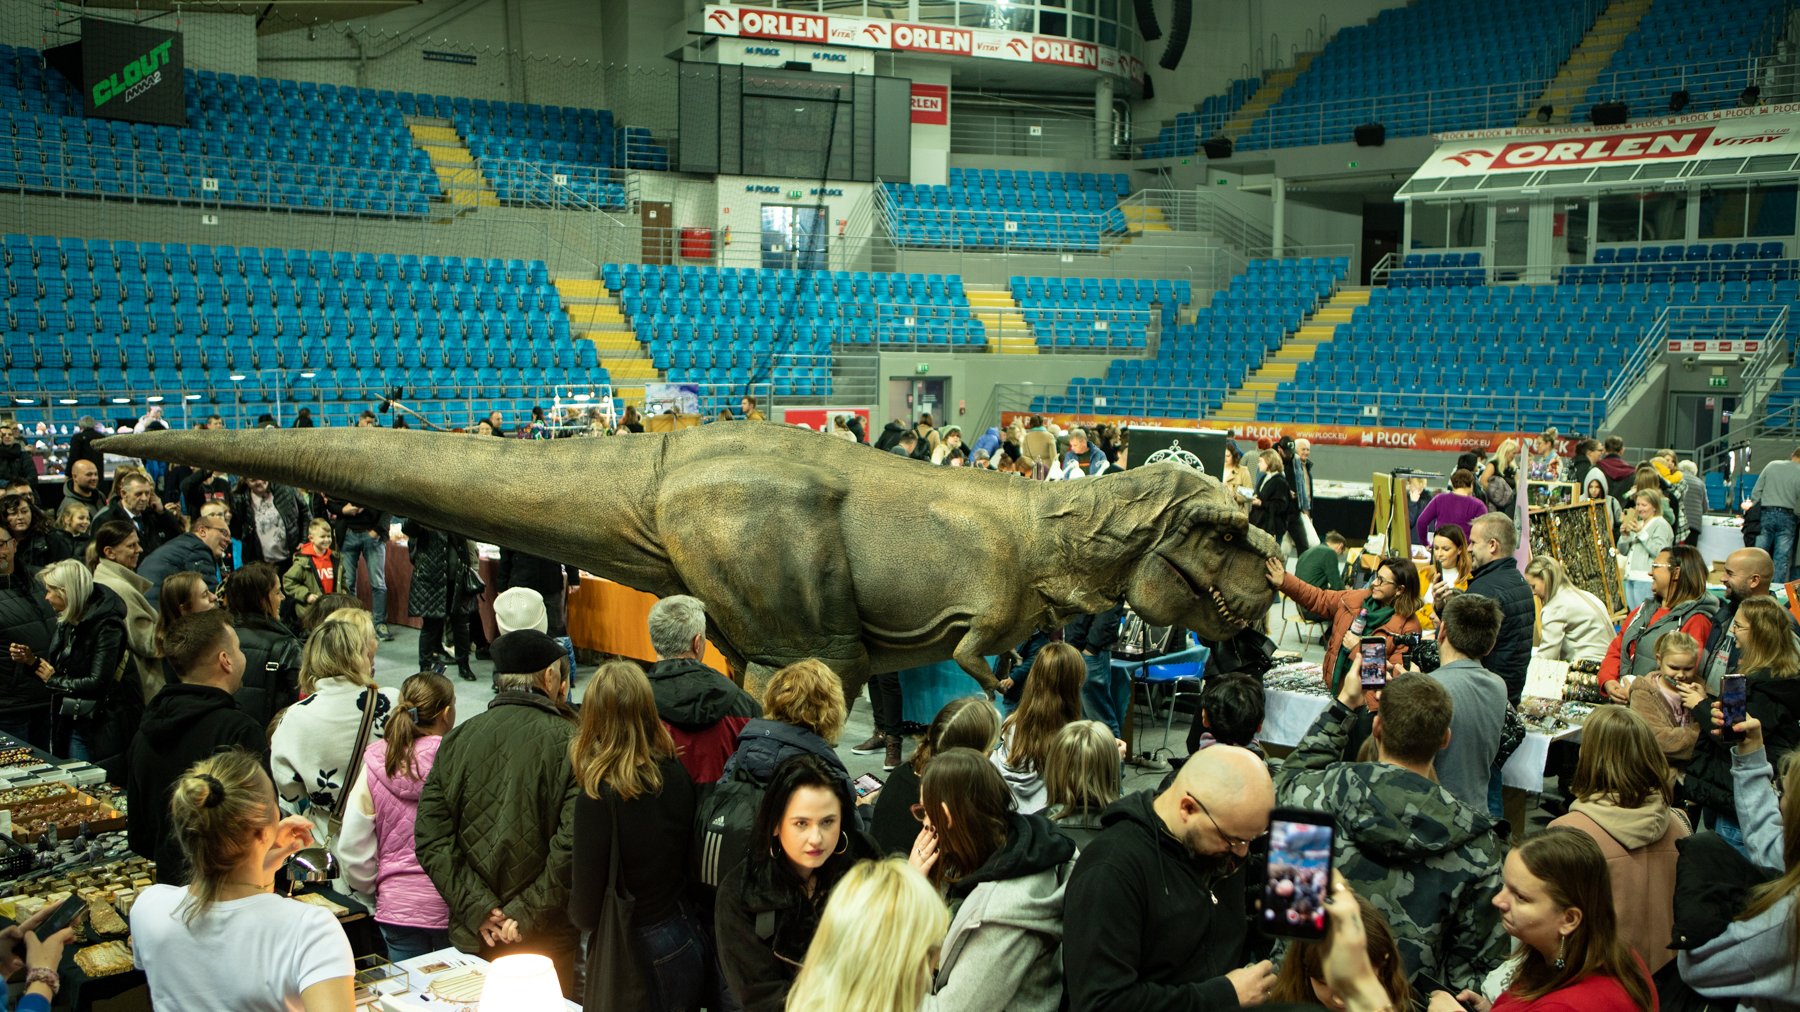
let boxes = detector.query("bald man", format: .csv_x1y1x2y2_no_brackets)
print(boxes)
1063,745,1277,1012
1705,546,1800,690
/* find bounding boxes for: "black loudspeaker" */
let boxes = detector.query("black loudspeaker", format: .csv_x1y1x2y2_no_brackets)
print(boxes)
1590,101,1628,125
1158,0,1192,70
1354,122,1386,146
1133,0,1162,41
1203,135,1233,159
1142,72,1154,100
782,60,812,71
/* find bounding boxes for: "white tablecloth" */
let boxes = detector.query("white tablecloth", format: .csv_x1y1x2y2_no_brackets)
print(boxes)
1258,687,1580,793
1698,514,1744,569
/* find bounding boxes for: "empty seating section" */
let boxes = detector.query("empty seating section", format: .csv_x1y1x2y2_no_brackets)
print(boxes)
1270,278,1800,431
1009,276,1191,351
398,94,661,210
1576,0,1787,122
1240,0,1590,151
1032,257,1348,419
1563,243,1790,284
603,263,983,414
0,46,438,215
1762,367,1800,428
1138,78,1259,158
1391,252,1486,287
885,169,1131,250
1,233,602,427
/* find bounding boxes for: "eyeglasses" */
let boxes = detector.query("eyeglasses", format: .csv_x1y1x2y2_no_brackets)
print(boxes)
1368,574,1399,588
1649,562,1671,570
1186,791,1261,852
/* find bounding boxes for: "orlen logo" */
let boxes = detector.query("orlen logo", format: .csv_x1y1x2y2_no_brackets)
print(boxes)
1445,149,1493,167
860,23,889,44
1006,38,1030,57
1032,36,1097,68
912,94,943,114
892,24,972,55
1493,127,1714,168
705,7,736,32
739,10,827,42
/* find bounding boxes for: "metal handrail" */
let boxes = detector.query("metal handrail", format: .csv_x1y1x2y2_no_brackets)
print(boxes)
1691,305,1795,467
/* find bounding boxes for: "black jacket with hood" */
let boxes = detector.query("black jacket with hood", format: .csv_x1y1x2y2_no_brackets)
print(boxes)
231,612,303,729
1063,790,1250,1012
126,682,269,883
1463,557,1537,702
0,566,56,712
649,657,759,731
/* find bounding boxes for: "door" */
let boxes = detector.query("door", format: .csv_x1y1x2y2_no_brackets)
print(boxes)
641,201,673,265
887,378,949,427
760,204,828,271
1668,392,1737,456
1493,202,1530,281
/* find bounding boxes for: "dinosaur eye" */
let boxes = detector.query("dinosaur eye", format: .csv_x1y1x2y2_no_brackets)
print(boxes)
1222,532,1234,542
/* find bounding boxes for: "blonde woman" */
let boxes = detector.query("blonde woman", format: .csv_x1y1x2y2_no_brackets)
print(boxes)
721,658,853,796
269,608,399,842
10,559,135,769
1525,556,1614,665
567,660,704,1011
1042,720,1121,849
786,858,947,1012
129,749,354,1010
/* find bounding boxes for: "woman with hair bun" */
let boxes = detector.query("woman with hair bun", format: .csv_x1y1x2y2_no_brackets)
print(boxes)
337,671,456,963
129,748,355,1011
872,696,1000,856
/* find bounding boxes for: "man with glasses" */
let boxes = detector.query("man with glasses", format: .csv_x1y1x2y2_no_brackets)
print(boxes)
1063,744,1278,1011
0,529,57,748
137,516,231,600
1276,660,1507,998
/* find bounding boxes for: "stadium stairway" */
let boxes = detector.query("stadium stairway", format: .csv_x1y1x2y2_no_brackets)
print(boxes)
1213,287,1370,422
406,118,500,210
967,286,1038,355
554,277,653,405
1220,52,1318,142
1520,0,1652,126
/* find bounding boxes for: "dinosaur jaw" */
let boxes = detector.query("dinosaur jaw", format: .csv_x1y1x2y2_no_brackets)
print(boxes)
1154,552,1265,640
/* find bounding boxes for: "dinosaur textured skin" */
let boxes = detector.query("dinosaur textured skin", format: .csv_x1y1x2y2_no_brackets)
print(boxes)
97,426,1278,697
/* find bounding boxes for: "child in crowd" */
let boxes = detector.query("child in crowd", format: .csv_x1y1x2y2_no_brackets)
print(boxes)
1627,631,1703,768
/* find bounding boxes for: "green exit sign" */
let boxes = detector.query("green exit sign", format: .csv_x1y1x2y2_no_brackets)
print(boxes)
1709,375,1729,387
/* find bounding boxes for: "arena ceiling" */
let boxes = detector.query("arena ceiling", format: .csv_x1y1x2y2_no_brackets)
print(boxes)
66,1,424,34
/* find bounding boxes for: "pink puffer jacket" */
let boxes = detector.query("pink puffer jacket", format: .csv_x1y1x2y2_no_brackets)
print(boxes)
363,737,449,929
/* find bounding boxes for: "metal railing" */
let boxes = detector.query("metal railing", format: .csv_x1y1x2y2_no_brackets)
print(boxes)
1689,306,1795,469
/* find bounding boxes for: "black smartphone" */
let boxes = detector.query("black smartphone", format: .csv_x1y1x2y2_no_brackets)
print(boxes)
1259,809,1335,940
33,898,84,939
1718,674,1748,741
1359,637,1388,690
853,772,883,798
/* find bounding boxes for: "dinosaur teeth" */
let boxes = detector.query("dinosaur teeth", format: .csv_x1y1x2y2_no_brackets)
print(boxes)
1208,588,1251,629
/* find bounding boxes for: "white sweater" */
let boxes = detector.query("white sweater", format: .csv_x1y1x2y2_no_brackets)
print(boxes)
270,678,398,839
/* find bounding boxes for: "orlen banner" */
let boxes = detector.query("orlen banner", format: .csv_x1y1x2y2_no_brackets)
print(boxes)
911,83,948,125
76,18,185,127
700,4,1141,84
782,407,871,441
1408,107,1800,186
1000,412,1538,455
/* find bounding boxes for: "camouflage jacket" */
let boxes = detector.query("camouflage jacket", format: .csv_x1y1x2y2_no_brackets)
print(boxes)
1275,701,1510,993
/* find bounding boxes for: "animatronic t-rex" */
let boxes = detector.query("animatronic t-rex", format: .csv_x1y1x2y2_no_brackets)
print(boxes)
97,424,1279,697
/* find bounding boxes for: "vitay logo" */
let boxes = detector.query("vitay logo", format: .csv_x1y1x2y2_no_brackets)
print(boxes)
93,37,174,108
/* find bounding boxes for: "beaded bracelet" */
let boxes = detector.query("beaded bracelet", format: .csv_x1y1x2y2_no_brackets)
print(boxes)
25,966,58,996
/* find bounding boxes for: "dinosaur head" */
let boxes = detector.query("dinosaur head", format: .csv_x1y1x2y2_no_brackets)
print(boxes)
1117,463,1279,641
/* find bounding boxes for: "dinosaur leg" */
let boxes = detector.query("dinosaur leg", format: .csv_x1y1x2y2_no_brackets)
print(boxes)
951,628,1002,696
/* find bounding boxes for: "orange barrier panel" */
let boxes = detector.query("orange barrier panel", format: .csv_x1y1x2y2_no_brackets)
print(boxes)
566,575,731,671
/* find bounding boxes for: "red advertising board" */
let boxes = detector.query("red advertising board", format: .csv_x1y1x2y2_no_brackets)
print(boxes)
910,83,948,125
736,8,828,42
1000,412,1543,455
1031,36,1098,69
891,24,972,55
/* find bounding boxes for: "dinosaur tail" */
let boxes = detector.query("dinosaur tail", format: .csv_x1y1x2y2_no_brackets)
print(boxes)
94,428,634,568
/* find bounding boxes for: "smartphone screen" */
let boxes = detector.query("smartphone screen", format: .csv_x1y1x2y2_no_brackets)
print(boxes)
1359,637,1388,689
1719,674,1748,741
1260,809,1335,940
34,898,84,939
853,772,883,798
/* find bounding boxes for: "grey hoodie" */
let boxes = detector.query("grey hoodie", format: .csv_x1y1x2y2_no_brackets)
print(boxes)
1678,746,1800,1012
922,812,1076,1012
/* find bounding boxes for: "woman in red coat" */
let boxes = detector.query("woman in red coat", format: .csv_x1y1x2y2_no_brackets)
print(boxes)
1265,555,1424,691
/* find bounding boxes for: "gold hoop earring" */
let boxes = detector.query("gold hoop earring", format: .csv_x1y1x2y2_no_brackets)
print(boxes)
832,833,849,857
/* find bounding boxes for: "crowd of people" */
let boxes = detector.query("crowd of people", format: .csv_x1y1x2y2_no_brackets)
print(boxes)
0,410,1794,1012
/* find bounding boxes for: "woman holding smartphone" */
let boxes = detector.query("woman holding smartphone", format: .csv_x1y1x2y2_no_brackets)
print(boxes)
908,748,1076,1011
1417,526,1471,631
1682,595,1800,855
1678,713,1800,1004
1427,829,1656,1012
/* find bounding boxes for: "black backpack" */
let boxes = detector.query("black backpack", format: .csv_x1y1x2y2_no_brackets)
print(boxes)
694,765,768,889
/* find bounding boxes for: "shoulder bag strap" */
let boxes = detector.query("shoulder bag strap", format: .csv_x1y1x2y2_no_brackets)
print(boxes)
332,687,380,824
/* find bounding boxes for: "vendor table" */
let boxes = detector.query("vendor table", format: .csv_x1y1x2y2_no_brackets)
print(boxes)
565,575,730,670
375,948,581,1010
1258,664,1584,793
1697,514,1744,569
1309,480,1377,547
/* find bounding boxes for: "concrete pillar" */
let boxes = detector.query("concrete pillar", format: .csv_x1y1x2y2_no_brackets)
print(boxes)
1272,176,1287,257
1094,77,1115,158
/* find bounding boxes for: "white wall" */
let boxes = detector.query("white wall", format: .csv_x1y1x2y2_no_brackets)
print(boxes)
899,58,951,186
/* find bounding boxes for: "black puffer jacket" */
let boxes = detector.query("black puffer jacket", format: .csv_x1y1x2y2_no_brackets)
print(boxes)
229,484,310,567
231,612,302,729
497,548,577,601
136,533,221,600
1683,671,1800,813
14,529,72,571
0,566,56,712
1463,557,1536,703
46,583,140,775
0,445,33,487
405,521,476,619
721,718,853,795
